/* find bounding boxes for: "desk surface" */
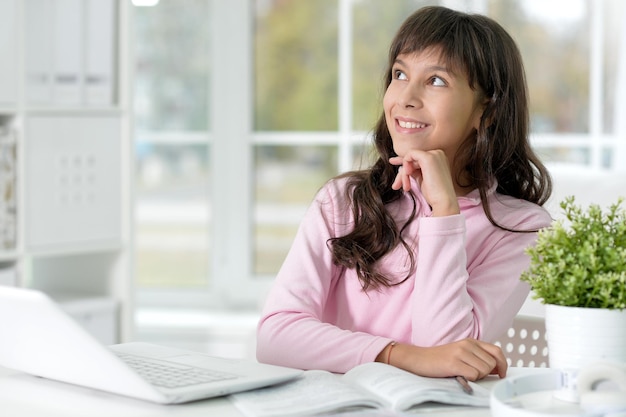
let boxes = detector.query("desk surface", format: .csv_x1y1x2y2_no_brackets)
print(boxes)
0,366,537,417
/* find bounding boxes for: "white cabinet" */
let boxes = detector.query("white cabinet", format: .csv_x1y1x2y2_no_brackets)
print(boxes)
24,115,122,248
0,0,130,344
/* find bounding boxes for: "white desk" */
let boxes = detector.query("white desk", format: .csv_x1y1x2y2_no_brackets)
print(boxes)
0,366,537,417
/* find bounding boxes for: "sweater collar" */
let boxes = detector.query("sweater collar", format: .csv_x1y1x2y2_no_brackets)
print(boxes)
458,182,497,208
408,177,497,212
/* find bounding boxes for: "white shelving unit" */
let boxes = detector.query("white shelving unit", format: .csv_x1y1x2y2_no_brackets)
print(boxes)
0,0,131,344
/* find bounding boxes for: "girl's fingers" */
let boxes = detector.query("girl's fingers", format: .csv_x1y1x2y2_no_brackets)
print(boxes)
389,155,404,165
390,162,417,192
461,340,507,380
391,168,404,190
461,354,496,380
480,342,508,378
402,168,412,191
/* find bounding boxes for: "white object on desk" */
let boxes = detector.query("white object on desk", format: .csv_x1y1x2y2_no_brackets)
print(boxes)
491,364,626,417
0,286,302,404
578,362,626,416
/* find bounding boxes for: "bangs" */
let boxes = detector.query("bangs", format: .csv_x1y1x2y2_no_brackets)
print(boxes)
388,10,489,91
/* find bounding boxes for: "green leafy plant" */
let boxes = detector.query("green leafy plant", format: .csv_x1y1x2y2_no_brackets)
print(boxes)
521,196,626,309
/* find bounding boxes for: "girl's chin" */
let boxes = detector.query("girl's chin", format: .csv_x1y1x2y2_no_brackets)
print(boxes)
392,145,426,157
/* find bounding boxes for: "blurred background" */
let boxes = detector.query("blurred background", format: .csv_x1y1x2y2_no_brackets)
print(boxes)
130,0,625,357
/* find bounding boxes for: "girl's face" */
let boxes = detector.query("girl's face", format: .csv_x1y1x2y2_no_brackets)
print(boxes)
383,48,486,164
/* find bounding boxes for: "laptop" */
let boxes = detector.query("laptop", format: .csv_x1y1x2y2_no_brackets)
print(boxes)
0,286,302,404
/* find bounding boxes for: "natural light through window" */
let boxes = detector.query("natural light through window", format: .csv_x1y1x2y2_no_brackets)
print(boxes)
132,0,626,314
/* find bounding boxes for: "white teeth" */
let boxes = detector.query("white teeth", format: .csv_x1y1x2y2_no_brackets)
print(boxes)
398,120,425,129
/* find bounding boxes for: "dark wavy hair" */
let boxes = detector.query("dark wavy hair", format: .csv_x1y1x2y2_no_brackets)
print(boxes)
328,6,552,291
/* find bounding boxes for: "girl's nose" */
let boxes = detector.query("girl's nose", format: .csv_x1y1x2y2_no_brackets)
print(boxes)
397,84,422,108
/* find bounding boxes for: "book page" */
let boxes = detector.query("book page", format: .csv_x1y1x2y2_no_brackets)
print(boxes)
342,362,490,410
229,370,383,417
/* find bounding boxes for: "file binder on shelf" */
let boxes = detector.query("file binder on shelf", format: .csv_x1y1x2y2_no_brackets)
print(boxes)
0,0,18,105
53,0,83,105
24,0,54,105
84,0,116,106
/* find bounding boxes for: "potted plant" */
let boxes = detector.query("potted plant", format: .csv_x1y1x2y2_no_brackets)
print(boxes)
520,196,626,401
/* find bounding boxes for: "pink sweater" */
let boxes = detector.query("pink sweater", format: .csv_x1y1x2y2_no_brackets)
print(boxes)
256,177,552,373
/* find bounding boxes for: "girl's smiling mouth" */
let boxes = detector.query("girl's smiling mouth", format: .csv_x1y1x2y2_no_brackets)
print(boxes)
398,120,427,129
396,118,428,131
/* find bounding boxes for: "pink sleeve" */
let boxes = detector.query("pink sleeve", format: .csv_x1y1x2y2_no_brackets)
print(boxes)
410,214,542,345
255,185,392,372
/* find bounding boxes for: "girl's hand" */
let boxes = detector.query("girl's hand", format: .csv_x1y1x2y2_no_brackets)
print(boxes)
389,149,460,217
378,338,508,381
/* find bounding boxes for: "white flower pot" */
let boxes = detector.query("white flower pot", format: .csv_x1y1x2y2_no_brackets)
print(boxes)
545,304,626,402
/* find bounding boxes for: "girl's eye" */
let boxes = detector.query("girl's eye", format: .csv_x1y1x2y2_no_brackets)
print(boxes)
394,70,407,80
430,76,446,86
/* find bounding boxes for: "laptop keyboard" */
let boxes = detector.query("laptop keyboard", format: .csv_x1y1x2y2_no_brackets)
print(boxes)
115,353,239,389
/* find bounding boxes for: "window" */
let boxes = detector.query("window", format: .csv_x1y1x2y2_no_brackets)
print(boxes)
132,0,626,311
133,0,211,301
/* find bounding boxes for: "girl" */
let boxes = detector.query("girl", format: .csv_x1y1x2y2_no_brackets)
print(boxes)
256,6,552,381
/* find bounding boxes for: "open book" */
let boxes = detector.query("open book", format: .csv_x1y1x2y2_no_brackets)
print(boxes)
229,362,490,417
